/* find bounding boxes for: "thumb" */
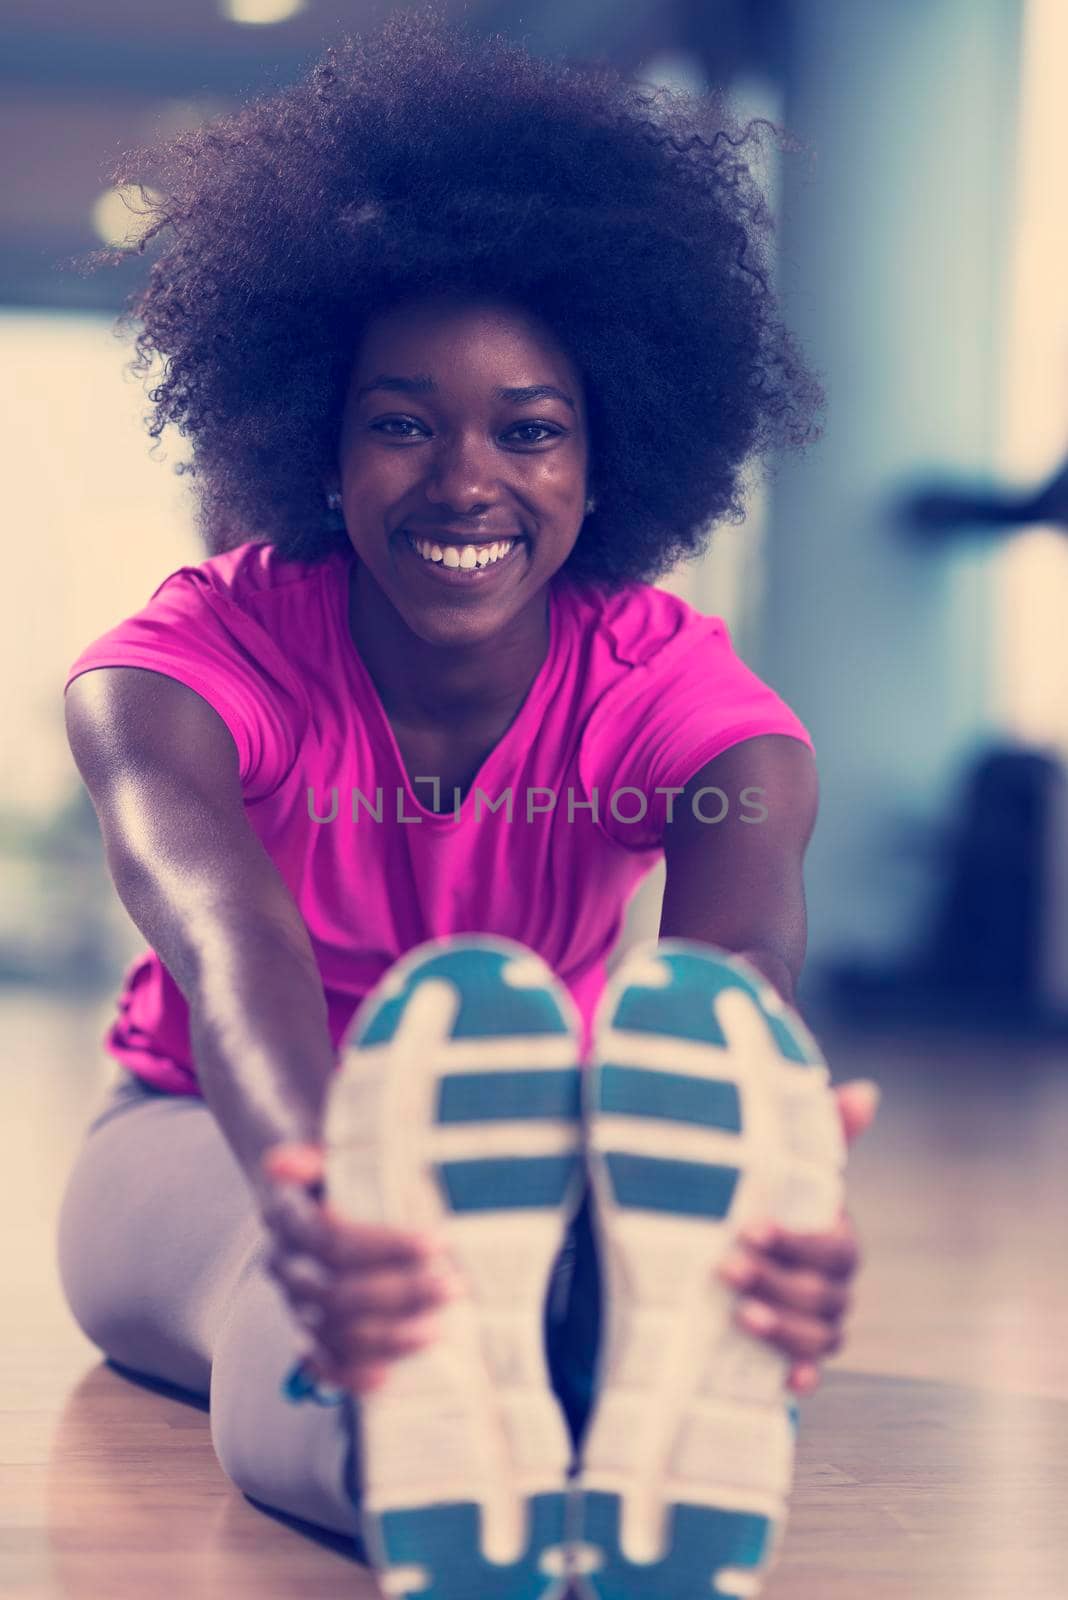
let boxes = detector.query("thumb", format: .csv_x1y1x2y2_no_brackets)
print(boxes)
833,1080,881,1148
261,1142,326,1189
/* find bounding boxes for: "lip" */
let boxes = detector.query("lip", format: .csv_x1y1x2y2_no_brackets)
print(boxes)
399,530,527,586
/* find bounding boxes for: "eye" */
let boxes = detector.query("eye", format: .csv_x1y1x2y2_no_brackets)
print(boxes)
368,417,564,445
506,422,563,445
369,416,428,438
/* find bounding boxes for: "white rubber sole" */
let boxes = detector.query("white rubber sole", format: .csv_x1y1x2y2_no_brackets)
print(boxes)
322,935,588,1599
573,939,847,1600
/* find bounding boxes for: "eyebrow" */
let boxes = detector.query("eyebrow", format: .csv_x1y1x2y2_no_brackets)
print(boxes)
354,374,575,412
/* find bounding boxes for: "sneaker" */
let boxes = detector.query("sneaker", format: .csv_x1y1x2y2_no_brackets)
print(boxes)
323,935,587,1599
572,939,846,1599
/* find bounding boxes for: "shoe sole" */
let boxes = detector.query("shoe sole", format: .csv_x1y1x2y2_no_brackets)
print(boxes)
574,939,846,1599
322,935,587,1599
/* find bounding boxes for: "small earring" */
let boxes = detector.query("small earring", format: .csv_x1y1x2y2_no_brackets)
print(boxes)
585,494,598,515
326,490,343,512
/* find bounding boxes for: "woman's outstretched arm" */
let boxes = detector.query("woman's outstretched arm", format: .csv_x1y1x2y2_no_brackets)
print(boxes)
659,734,875,1397
658,733,818,1005
64,666,335,1205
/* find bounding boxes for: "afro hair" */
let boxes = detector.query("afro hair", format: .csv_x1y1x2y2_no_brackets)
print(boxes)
78,2,824,591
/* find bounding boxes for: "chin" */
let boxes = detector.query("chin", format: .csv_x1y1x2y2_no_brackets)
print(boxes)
406,604,513,647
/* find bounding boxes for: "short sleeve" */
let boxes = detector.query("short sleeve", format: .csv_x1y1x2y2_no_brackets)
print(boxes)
578,614,814,850
62,564,305,802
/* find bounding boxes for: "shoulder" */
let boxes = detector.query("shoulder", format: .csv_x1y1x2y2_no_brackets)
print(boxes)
137,541,340,702
559,573,729,673
151,539,339,614
562,572,786,739
64,540,327,799
567,573,814,850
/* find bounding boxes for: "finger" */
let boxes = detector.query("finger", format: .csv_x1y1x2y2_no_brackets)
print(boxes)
350,1364,392,1394
265,1195,441,1272
833,1080,881,1146
741,1214,859,1280
736,1298,846,1362
273,1259,461,1321
260,1183,327,1244
331,1264,464,1319
293,1301,328,1335
717,1248,852,1321
262,1143,326,1188
303,1352,390,1395
265,1247,335,1301
323,1310,445,1365
788,1363,821,1395
318,1208,448,1272
340,1361,392,1395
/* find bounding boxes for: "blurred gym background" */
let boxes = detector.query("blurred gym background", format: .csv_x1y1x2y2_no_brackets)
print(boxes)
3,0,1067,1033
5,6,1068,1598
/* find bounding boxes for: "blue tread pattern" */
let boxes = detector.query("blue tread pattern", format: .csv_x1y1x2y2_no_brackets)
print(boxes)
438,1154,582,1211
611,948,822,1066
437,1068,582,1123
602,1152,740,1218
581,1492,770,1599
377,1494,569,1600
599,1063,742,1129
358,947,572,1045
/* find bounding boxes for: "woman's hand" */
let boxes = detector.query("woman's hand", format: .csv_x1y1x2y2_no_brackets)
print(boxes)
257,1143,464,1395
715,1079,880,1395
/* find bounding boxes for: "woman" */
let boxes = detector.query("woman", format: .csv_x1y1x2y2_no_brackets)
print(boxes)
57,10,878,1598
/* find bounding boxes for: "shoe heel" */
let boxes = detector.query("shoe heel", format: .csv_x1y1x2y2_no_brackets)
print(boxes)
576,939,846,1600
323,936,587,1599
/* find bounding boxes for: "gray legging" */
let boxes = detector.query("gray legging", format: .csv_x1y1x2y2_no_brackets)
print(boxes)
55,1066,599,1557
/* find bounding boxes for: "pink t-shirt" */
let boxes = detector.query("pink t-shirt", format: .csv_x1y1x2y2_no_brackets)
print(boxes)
64,540,814,1096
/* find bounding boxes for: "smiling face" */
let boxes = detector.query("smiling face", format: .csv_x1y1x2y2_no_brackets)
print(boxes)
330,293,591,649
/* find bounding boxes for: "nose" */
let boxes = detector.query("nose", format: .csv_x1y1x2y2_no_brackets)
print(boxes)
423,430,500,515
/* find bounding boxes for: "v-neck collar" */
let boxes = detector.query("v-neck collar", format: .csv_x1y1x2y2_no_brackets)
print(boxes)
332,549,563,825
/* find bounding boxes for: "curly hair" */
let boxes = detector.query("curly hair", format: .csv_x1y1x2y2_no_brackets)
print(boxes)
76,3,824,591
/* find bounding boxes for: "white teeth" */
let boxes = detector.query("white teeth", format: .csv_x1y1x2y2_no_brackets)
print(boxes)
410,535,516,569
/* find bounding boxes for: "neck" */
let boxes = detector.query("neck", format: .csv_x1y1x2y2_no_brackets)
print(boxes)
346,557,553,727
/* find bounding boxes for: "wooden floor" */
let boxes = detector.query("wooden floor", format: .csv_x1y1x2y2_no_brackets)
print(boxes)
4,988,1067,1599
